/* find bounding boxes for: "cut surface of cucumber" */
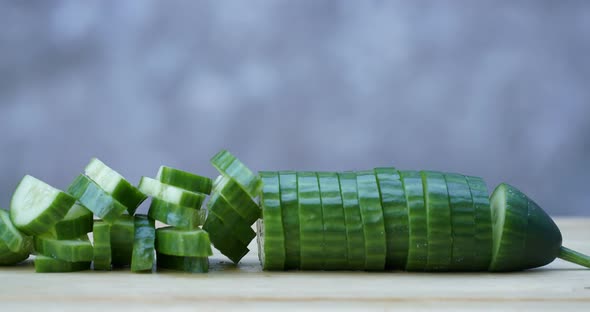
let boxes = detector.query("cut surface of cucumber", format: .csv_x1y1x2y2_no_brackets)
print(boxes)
356,170,386,271
297,171,324,270
445,173,476,271
317,172,347,270
156,252,209,273
34,255,90,273
212,175,261,224
0,209,29,253
211,149,262,199
278,171,300,270
10,175,76,236
400,170,428,271
157,166,212,195
155,226,212,257
138,177,205,209
421,171,452,271
259,171,285,271
110,215,135,267
131,215,155,272
338,172,365,270
67,174,128,224
148,197,204,230
92,220,111,270
34,234,93,262
49,203,93,240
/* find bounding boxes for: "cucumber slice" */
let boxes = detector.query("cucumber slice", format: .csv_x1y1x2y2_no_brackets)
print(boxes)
212,175,261,224
400,170,428,271
110,215,135,266
445,173,476,270
157,166,212,194
67,175,128,224
34,234,93,262
421,171,452,271
356,170,386,271
259,171,285,271
0,209,29,253
49,204,93,240
138,177,206,209
10,175,76,236
156,252,208,273
131,215,155,272
34,255,90,273
0,241,30,266
207,193,257,246
92,220,111,270
84,158,147,214
203,212,249,264
279,171,300,270
465,176,493,271
374,167,407,270
317,172,347,270
148,197,204,230
338,172,365,270
211,149,262,199
297,171,324,270
155,226,212,257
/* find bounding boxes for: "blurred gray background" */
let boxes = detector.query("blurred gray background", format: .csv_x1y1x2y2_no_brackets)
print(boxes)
0,0,588,215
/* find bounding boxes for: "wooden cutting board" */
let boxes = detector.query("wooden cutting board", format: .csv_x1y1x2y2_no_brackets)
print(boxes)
0,218,588,311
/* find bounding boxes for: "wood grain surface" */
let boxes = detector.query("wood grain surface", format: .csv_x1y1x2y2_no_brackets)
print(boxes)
0,218,588,311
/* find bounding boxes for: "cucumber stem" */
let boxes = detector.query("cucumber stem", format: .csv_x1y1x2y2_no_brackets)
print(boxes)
558,246,590,268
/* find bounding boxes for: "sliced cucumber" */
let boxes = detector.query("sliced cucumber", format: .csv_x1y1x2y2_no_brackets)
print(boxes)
92,220,111,270
157,166,212,194
49,204,93,240
155,226,212,257
400,170,428,271
207,193,256,246
34,234,93,262
259,171,285,271
445,173,476,271
297,171,324,270
421,171,452,271
279,171,300,270
138,177,205,209
465,176,493,271
212,175,261,224
0,240,31,266
374,167,407,270
67,174,128,224
110,215,135,267
356,170,386,271
0,209,29,253
10,175,76,236
317,172,347,270
85,158,147,214
34,255,90,273
211,149,262,199
156,252,209,273
203,212,249,264
338,172,365,270
148,197,204,230
131,215,155,273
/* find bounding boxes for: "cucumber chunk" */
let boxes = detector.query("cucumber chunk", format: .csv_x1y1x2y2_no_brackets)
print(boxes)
148,197,204,230
445,173,476,271
34,255,90,273
156,252,208,273
131,215,155,272
0,209,29,253
49,204,93,240
317,172,347,270
203,212,249,264
465,176,493,271
279,171,300,270
110,215,135,266
338,172,365,270
0,239,31,266
212,175,261,224
297,172,324,270
138,177,205,209
10,175,76,236
259,171,285,271
211,149,262,199
157,166,212,194
400,170,428,271
92,220,112,270
421,171,452,271
356,170,386,271
155,226,212,257
206,193,256,246
34,234,93,262
67,175,128,224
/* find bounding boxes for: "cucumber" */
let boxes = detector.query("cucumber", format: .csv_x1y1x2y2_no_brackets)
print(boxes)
92,220,111,270
211,149,262,199
297,171,324,270
157,166,212,194
84,158,147,214
138,177,206,209
156,252,208,273
259,171,285,271
0,240,31,266
278,171,300,270
34,234,93,262
317,172,347,269
212,175,261,225
203,212,249,263
155,227,212,257
148,197,204,230
10,175,76,236
67,174,128,224
34,255,90,273
131,215,155,272
338,172,365,270
49,204,93,240
444,173,476,270
356,170,386,271
400,170,427,271
0,209,29,253
110,215,135,266
465,176,493,270
421,171,452,271
206,193,256,246
374,167,407,270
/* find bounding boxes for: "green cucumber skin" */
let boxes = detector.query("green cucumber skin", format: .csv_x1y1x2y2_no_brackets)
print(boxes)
374,168,408,270
421,171,453,271
0,209,29,253
211,150,262,199
51,204,94,240
297,172,325,270
400,170,428,271
523,198,562,269
155,227,212,257
207,193,256,246
131,215,155,273
148,197,202,230
317,172,347,270
110,215,135,267
157,166,212,195
445,173,477,271
465,176,493,271
356,171,387,271
34,234,94,262
34,255,91,273
0,241,31,266
156,252,209,273
259,171,286,271
202,212,249,263
139,177,206,209
213,176,261,225
92,220,112,270
67,175,127,224
338,172,366,270
278,171,300,270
